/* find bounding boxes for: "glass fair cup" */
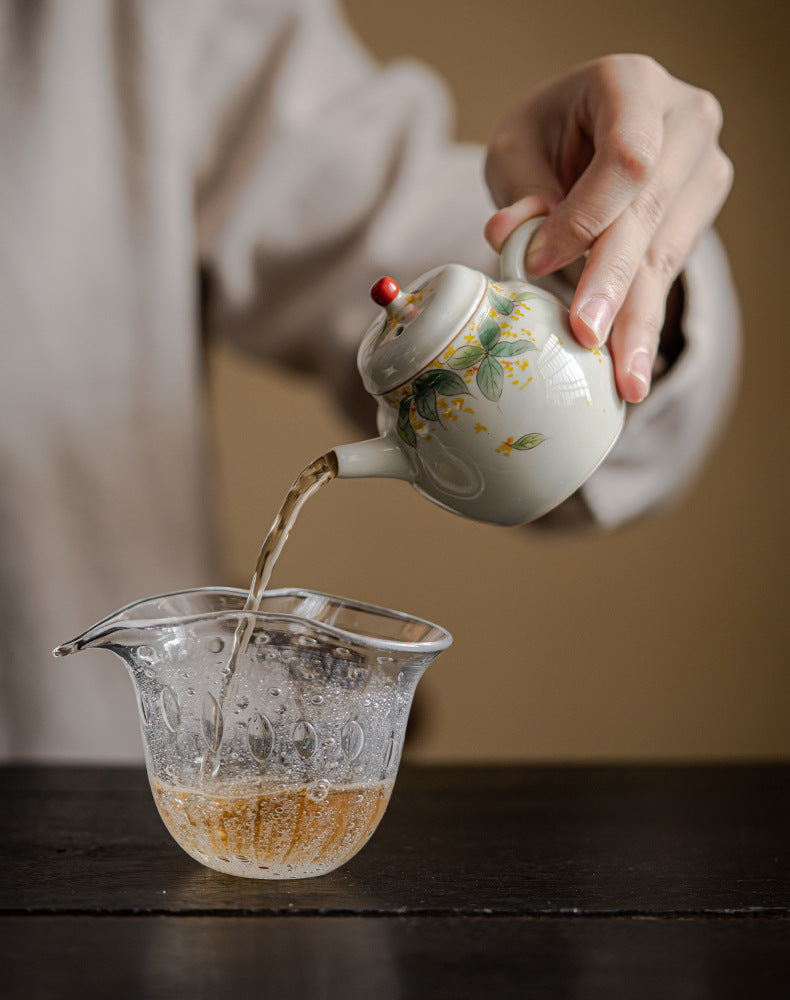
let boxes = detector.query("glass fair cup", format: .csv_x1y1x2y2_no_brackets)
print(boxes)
54,587,451,879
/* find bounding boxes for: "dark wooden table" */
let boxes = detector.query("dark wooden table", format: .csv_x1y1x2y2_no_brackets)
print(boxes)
2,764,789,999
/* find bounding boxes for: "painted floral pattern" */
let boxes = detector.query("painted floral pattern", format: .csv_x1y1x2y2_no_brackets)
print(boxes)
449,287,539,401
388,283,548,456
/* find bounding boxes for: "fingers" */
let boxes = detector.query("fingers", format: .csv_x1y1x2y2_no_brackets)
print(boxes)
524,56,669,275
483,54,733,403
568,102,724,348
606,147,734,402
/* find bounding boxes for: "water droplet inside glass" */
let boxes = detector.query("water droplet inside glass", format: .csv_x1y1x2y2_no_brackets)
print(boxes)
269,688,281,698
311,694,324,705
208,638,224,654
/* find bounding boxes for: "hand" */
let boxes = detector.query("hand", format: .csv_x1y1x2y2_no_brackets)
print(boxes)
483,55,733,403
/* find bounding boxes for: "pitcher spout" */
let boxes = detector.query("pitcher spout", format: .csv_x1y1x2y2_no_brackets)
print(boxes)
332,435,416,482
52,620,146,659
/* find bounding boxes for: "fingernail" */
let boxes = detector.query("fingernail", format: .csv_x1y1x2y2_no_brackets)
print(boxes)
577,296,614,345
628,349,653,398
525,234,560,275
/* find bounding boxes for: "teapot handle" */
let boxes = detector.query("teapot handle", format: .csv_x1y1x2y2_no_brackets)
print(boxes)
499,216,546,282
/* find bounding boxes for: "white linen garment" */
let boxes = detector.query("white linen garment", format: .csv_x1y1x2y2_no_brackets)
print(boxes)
0,0,740,761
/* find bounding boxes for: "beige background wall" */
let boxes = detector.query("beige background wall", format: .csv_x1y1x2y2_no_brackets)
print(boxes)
206,0,789,762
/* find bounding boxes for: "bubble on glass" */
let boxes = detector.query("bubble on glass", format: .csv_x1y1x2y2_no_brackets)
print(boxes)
236,696,249,709
269,688,281,698
306,779,329,802
137,645,156,665
208,638,225,654
310,694,324,706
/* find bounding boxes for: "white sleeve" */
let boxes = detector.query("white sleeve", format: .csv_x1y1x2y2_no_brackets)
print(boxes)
193,0,741,529
193,0,495,416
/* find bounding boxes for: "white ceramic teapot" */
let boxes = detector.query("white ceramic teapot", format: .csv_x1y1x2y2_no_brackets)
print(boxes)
332,218,625,525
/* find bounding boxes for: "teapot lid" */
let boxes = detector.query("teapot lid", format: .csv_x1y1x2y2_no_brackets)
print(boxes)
357,264,486,395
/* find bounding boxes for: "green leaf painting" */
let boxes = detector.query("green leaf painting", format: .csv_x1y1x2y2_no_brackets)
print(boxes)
477,355,504,402
414,385,439,422
397,395,417,447
478,318,501,351
490,340,536,358
446,286,538,401
415,369,470,397
489,288,514,316
395,368,470,449
512,433,546,451
449,345,486,369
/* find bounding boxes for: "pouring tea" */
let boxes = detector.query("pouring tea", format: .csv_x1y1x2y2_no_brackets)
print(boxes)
53,216,625,881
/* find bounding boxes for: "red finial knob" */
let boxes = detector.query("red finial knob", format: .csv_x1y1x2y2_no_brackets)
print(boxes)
370,276,400,307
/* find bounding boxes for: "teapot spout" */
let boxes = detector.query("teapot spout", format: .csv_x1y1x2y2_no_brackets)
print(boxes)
332,435,416,482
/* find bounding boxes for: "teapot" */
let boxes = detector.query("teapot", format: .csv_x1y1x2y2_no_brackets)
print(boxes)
332,217,625,525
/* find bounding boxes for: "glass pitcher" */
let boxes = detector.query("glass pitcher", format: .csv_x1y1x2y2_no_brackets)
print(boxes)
54,587,451,879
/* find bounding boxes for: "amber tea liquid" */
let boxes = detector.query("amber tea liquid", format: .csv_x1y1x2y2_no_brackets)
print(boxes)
151,777,392,878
